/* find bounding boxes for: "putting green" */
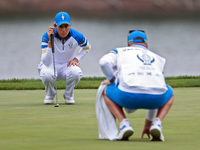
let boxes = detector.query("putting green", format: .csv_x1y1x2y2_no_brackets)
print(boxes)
0,88,199,150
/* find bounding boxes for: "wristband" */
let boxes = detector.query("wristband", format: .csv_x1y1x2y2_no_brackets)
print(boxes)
109,76,116,84
48,41,51,43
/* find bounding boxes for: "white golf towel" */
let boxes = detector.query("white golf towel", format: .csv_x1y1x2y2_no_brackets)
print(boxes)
96,83,138,141
96,83,119,141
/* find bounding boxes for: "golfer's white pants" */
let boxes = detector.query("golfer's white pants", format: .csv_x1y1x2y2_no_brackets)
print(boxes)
38,63,82,100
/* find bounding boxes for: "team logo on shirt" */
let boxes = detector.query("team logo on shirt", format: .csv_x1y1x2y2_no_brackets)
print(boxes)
68,42,73,48
137,51,155,65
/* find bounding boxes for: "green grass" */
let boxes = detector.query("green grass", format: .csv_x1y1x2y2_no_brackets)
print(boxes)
0,88,200,150
0,76,200,90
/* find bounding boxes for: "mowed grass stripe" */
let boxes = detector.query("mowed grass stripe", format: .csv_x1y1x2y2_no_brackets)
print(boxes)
0,88,199,150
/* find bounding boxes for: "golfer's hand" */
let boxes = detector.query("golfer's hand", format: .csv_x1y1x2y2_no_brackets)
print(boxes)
67,58,80,67
141,126,151,139
102,79,111,85
48,26,54,40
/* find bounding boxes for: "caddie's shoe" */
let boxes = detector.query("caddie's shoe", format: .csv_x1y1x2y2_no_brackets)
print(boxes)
44,99,54,104
150,123,165,141
118,119,134,141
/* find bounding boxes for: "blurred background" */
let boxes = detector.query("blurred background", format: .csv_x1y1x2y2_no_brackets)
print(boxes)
0,0,200,79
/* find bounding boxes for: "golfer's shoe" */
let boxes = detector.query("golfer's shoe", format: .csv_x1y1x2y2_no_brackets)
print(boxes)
65,99,75,104
44,99,54,104
118,120,134,141
150,123,165,141
63,95,75,104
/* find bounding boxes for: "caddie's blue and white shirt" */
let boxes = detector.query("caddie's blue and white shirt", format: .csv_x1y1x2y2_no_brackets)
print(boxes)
99,45,167,95
41,28,91,65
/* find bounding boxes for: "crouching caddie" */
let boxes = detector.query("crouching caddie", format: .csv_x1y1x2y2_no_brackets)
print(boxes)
99,30,174,141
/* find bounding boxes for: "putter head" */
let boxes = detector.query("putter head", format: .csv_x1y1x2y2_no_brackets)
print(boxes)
54,104,59,107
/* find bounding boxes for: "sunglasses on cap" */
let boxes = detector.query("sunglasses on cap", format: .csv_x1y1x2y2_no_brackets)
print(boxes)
128,29,146,35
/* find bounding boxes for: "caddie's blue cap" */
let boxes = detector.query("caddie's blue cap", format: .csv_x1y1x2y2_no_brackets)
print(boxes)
128,30,147,44
54,11,71,26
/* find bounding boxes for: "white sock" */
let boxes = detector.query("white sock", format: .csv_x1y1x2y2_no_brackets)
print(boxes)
154,117,162,125
146,109,158,121
120,118,130,128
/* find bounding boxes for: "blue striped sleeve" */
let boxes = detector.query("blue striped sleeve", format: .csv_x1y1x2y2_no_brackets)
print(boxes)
41,32,49,49
70,29,89,48
110,49,118,54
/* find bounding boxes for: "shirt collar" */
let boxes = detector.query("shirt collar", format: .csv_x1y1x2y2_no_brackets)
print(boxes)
131,44,147,49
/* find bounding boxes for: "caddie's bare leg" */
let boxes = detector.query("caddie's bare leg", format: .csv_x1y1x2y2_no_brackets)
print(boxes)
157,95,174,121
103,89,125,122
103,89,134,140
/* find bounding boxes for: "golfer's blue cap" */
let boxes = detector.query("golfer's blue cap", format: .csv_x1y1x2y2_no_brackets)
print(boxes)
128,30,147,44
54,11,71,26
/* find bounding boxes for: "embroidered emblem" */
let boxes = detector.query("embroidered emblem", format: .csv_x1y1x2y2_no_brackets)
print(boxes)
147,72,152,76
128,72,135,75
137,72,144,75
68,42,73,48
154,73,160,77
61,14,65,20
137,51,155,65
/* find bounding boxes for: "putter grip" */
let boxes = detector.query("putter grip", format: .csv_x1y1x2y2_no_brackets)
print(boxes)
50,34,54,53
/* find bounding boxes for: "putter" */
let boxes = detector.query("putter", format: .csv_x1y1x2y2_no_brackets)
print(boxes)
50,34,59,107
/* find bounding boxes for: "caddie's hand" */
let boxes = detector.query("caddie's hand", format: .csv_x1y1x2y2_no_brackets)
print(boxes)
102,79,111,85
141,119,152,139
141,126,151,139
47,26,54,41
67,58,80,67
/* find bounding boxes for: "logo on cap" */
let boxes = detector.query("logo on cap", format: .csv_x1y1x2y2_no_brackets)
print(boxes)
61,14,65,20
